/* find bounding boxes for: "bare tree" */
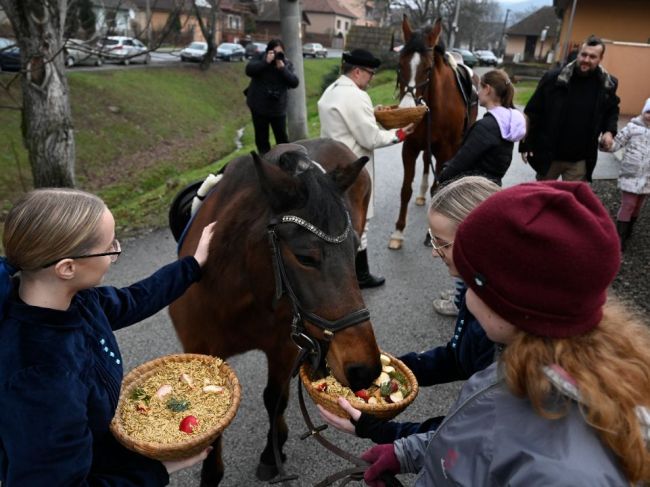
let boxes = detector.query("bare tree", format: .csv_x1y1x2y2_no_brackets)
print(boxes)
0,0,75,187
456,0,500,50
192,0,218,70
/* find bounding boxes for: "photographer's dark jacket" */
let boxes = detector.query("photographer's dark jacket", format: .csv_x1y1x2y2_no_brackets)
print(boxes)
245,54,299,117
520,61,620,181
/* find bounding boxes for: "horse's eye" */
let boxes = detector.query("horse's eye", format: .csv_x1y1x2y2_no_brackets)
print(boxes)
295,254,320,268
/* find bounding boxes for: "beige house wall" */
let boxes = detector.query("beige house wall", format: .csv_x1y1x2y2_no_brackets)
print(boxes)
555,0,649,60
307,12,353,37
505,36,525,56
600,42,650,116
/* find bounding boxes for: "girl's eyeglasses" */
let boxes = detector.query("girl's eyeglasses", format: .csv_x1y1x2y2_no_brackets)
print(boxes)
428,229,453,257
41,239,121,268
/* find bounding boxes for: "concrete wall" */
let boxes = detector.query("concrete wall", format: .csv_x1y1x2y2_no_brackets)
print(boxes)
600,42,650,116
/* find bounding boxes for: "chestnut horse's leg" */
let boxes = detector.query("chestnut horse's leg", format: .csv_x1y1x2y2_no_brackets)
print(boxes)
200,436,224,487
389,139,420,250
255,342,297,481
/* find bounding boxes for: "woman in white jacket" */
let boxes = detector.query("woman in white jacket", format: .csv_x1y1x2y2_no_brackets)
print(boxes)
609,97,650,250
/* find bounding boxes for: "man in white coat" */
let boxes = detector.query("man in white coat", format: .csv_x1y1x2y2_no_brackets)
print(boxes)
318,49,414,288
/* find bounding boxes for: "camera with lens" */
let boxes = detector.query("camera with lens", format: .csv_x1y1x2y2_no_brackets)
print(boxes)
275,51,285,62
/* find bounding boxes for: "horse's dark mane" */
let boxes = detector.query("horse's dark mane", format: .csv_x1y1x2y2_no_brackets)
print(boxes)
277,151,347,232
402,26,446,58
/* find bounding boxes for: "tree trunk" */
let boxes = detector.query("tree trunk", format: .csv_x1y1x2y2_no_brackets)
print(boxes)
279,0,308,141
1,0,76,187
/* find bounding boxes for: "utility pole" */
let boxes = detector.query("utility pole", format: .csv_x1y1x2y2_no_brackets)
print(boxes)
279,0,308,140
448,0,461,49
499,8,511,58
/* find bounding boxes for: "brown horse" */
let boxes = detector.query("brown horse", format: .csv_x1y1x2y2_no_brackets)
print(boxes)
388,16,478,250
169,139,382,485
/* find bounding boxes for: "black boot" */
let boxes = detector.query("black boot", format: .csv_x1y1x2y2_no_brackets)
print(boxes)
616,220,631,251
355,249,385,288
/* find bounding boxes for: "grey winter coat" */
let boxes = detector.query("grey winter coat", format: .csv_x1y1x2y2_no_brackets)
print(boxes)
394,362,628,486
612,116,650,194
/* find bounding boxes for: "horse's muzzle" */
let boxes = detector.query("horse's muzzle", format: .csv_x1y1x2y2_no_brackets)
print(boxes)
346,362,382,392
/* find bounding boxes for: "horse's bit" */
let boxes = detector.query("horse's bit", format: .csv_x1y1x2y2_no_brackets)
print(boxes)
267,211,370,372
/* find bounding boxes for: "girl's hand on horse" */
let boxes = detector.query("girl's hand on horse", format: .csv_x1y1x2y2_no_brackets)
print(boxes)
163,446,213,474
194,222,217,267
317,397,361,435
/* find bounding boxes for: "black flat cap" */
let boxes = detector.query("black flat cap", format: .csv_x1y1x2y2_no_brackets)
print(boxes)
342,48,381,69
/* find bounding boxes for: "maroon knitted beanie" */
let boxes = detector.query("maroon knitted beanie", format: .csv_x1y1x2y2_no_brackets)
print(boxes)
453,181,620,338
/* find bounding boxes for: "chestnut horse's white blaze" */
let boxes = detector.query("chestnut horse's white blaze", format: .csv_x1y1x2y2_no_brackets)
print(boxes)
398,52,420,109
396,51,429,206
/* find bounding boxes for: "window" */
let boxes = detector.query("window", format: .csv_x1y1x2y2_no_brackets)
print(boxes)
345,21,349,30
337,19,341,29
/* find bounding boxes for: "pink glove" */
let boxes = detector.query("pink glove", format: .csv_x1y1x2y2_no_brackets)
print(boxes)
361,443,400,487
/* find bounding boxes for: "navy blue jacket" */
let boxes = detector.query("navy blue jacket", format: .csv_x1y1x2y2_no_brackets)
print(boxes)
354,286,495,443
0,257,201,486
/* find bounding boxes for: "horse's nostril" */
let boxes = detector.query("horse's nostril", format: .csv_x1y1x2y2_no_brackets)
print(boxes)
346,363,382,391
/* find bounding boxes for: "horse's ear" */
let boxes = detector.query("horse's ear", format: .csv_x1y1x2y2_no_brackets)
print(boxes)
251,151,303,212
428,17,443,47
328,156,369,193
402,14,412,43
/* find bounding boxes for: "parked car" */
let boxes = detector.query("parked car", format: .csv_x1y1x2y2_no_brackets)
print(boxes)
474,50,498,66
216,42,245,62
0,37,21,72
98,36,150,65
302,43,328,58
65,38,103,67
180,41,208,62
451,48,478,68
245,42,267,59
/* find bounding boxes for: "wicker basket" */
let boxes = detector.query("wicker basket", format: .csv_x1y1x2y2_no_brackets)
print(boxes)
110,353,241,461
300,352,418,420
374,105,428,129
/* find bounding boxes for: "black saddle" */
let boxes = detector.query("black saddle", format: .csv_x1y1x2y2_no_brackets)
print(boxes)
168,180,202,242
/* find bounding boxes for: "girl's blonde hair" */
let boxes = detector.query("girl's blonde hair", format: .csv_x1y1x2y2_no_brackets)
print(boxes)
3,188,106,271
429,176,501,226
502,300,650,484
481,69,515,109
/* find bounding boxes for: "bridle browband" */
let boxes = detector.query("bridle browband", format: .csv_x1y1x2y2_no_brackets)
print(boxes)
267,210,370,372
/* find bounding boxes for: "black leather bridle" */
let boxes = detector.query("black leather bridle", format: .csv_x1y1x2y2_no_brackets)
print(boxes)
267,210,371,373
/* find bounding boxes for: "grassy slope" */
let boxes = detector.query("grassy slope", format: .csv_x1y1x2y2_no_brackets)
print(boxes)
0,63,535,236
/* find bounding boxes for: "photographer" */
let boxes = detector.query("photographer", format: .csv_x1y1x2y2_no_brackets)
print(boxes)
245,39,299,154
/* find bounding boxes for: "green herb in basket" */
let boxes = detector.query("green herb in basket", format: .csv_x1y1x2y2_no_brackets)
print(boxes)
166,397,190,412
130,387,151,404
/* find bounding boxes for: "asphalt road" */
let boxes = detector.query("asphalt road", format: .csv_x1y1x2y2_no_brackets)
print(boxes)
107,142,468,486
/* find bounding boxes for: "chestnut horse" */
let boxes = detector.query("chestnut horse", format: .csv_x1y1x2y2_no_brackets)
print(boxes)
388,17,478,250
169,139,382,485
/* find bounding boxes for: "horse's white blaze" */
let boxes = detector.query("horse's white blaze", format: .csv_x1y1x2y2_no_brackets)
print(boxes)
409,52,420,88
399,52,421,108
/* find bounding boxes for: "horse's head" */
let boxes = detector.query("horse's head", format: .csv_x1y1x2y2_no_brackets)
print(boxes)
398,16,443,108
251,148,381,391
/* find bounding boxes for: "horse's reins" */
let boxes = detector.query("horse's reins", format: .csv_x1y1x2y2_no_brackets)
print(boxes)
265,212,403,487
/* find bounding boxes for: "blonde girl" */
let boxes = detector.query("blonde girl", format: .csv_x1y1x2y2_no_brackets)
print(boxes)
0,188,215,486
